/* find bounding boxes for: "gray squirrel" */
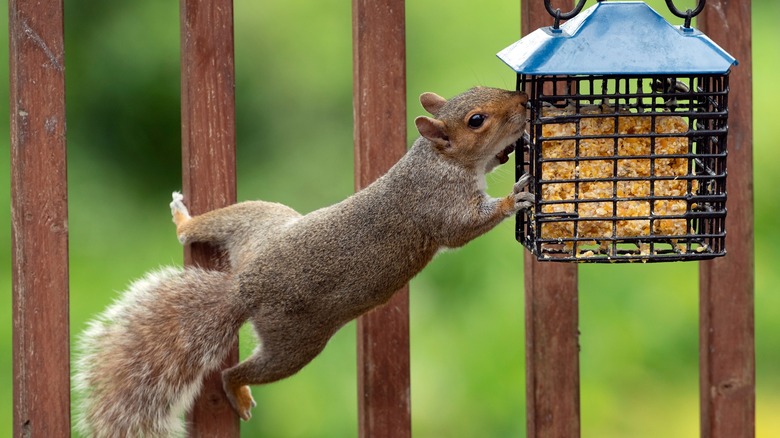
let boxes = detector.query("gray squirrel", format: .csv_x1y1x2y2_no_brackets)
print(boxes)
74,86,533,437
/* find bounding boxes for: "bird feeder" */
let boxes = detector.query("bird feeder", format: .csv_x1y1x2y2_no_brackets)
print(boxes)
498,0,737,262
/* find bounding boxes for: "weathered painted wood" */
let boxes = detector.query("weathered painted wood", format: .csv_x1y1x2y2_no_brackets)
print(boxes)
10,0,71,435
521,1,581,437
353,0,411,436
180,0,239,435
698,1,755,437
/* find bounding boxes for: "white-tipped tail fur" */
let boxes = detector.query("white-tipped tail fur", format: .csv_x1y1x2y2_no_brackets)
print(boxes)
74,266,241,437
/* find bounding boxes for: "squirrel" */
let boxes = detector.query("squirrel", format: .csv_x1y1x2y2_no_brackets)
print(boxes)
74,86,533,437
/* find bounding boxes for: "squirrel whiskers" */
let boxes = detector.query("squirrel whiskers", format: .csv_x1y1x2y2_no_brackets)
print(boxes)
74,87,533,437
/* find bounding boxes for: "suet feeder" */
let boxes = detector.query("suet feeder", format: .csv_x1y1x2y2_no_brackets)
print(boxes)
498,0,737,262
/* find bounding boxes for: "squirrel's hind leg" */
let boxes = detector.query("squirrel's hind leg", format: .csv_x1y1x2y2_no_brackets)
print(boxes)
222,321,330,421
171,195,300,247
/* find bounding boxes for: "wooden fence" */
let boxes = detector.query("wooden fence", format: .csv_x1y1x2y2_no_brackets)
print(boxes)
10,0,753,436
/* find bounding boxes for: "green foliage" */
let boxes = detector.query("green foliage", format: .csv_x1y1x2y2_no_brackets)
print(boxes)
2,0,779,437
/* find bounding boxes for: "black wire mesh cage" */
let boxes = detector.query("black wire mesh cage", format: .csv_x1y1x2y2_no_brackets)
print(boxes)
498,0,737,263
516,73,728,262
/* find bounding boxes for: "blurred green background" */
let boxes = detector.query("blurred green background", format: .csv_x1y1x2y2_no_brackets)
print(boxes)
2,0,778,436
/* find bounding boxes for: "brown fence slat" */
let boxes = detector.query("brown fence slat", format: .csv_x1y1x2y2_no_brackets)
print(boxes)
521,1,581,437
10,0,70,435
698,1,756,437
523,257,580,437
352,0,411,437
180,0,239,435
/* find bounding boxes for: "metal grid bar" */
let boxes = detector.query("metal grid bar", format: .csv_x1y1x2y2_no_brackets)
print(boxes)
517,74,728,262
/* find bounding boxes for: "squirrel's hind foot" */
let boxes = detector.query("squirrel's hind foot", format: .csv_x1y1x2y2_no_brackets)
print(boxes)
225,384,256,421
170,191,192,242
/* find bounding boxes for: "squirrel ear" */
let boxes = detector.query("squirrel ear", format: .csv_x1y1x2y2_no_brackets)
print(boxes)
415,116,449,148
518,91,529,105
419,92,447,115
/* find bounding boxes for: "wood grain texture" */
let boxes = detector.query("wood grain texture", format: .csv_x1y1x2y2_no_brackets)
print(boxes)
352,0,411,436
521,1,581,437
180,0,239,435
698,1,755,437
10,0,71,435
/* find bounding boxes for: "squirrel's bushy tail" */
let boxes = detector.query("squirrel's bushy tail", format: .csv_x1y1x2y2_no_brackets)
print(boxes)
74,266,244,438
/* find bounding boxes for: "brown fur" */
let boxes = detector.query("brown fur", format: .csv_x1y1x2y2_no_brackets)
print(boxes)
75,87,532,436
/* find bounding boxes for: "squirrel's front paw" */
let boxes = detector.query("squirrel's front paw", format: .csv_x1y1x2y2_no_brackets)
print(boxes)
512,174,534,212
514,173,531,192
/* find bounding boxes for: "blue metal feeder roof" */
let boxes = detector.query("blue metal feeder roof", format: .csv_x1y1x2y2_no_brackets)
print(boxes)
497,1,737,75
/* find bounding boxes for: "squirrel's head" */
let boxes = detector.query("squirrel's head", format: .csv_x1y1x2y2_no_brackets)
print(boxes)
414,87,528,173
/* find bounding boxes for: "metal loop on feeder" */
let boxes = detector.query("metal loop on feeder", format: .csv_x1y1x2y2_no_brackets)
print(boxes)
544,0,588,29
665,0,706,28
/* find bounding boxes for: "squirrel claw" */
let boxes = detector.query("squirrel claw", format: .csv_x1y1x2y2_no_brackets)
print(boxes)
513,174,535,212
229,385,256,422
170,191,191,230
514,192,535,211
514,173,532,192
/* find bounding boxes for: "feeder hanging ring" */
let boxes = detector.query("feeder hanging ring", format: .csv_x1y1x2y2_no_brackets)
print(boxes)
665,0,706,28
544,0,589,29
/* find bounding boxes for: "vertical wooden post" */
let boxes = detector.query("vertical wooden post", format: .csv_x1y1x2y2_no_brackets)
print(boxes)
10,0,70,436
521,1,581,437
352,0,411,437
180,0,239,435
698,1,755,437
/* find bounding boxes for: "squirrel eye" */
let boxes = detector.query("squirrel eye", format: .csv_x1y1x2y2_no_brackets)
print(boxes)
467,114,486,129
